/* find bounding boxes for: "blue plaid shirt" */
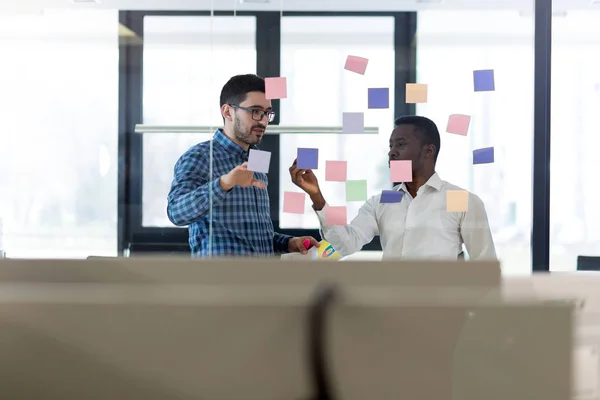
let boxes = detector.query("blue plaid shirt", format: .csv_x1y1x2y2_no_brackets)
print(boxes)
167,129,292,257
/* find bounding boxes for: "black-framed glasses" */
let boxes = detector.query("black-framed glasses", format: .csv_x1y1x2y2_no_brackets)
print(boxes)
229,104,275,123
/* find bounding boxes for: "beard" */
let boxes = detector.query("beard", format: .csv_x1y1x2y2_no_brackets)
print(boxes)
233,118,265,146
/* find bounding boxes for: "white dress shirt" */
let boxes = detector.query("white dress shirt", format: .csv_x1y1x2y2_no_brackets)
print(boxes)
315,173,497,260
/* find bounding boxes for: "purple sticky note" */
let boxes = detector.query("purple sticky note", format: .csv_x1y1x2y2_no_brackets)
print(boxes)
473,69,495,92
473,147,494,164
380,190,403,203
368,88,389,109
297,148,319,169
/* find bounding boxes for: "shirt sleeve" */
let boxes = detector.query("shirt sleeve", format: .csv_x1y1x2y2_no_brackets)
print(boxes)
166,148,229,226
273,233,293,254
313,198,380,257
459,194,497,260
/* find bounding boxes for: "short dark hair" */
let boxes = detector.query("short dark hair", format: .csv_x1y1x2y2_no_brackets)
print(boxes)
394,115,441,161
219,74,265,108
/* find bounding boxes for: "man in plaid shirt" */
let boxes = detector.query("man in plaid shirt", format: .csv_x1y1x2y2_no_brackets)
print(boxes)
167,74,318,257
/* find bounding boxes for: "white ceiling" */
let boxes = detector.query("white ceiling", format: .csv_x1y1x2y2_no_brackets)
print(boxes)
1,0,599,13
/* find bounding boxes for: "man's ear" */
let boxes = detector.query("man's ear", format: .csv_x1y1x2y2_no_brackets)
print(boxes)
425,144,435,158
221,104,233,121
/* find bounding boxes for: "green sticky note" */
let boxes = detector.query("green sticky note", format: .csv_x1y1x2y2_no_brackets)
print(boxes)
346,180,367,202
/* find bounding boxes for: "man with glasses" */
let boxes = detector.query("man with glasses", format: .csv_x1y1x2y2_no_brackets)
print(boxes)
168,74,318,257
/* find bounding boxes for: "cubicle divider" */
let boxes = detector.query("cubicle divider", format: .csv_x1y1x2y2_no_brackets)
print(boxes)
0,258,574,399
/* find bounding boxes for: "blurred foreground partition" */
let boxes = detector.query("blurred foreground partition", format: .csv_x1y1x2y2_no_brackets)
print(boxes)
0,259,572,400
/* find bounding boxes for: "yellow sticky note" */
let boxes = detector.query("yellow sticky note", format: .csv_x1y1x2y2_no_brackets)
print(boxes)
406,83,428,104
446,190,469,212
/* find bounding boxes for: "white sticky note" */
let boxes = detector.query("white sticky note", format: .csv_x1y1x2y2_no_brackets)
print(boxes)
247,149,271,173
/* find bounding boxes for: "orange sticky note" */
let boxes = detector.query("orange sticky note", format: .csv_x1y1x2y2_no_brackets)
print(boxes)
406,83,428,104
390,160,412,182
325,160,347,182
265,77,287,100
283,191,306,214
446,114,471,136
446,190,469,212
325,206,347,226
344,55,369,75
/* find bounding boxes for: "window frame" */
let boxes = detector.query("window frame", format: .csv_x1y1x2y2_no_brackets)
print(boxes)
118,2,553,273
118,10,417,255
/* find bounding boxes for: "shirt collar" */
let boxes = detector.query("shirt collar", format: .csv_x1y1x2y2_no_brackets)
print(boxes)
214,129,258,155
397,172,443,192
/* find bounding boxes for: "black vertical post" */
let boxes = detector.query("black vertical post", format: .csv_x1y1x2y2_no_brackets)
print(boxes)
255,12,282,223
531,0,552,272
118,11,144,254
394,13,417,118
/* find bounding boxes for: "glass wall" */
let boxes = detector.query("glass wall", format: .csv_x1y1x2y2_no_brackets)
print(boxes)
0,9,119,258
550,9,600,271
278,16,395,229
416,7,534,275
141,15,257,227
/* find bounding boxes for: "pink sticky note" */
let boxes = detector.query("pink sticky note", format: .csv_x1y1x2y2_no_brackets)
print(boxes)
325,206,347,226
283,191,306,214
344,55,369,75
446,114,471,136
390,160,412,182
265,77,287,100
325,160,347,182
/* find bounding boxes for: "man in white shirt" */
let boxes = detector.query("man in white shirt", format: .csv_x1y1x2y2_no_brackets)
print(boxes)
288,115,497,261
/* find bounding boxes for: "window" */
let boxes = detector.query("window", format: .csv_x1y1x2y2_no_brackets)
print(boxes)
279,16,395,229
550,10,600,271
416,8,534,275
141,16,257,227
0,9,119,258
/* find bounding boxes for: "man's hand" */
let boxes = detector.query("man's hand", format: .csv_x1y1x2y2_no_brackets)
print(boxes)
220,162,266,191
289,159,321,196
288,236,320,255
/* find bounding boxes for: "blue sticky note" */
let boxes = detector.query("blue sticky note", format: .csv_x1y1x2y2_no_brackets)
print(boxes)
368,88,390,109
473,147,494,164
473,69,495,92
380,190,403,203
297,148,319,169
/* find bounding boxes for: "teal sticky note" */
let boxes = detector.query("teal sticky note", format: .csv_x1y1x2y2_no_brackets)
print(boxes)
346,180,367,202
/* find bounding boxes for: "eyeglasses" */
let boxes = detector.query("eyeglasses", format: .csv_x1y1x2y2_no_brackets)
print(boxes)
229,104,275,123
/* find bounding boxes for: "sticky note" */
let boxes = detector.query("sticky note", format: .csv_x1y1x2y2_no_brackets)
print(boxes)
473,69,495,92
390,160,412,182
406,83,428,103
446,190,469,212
380,190,403,203
344,55,368,75
247,149,271,173
342,112,364,134
325,206,347,226
265,77,287,99
325,160,347,182
297,148,319,169
473,147,494,164
368,88,389,109
346,180,367,202
446,114,471,136
283,191,306,214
